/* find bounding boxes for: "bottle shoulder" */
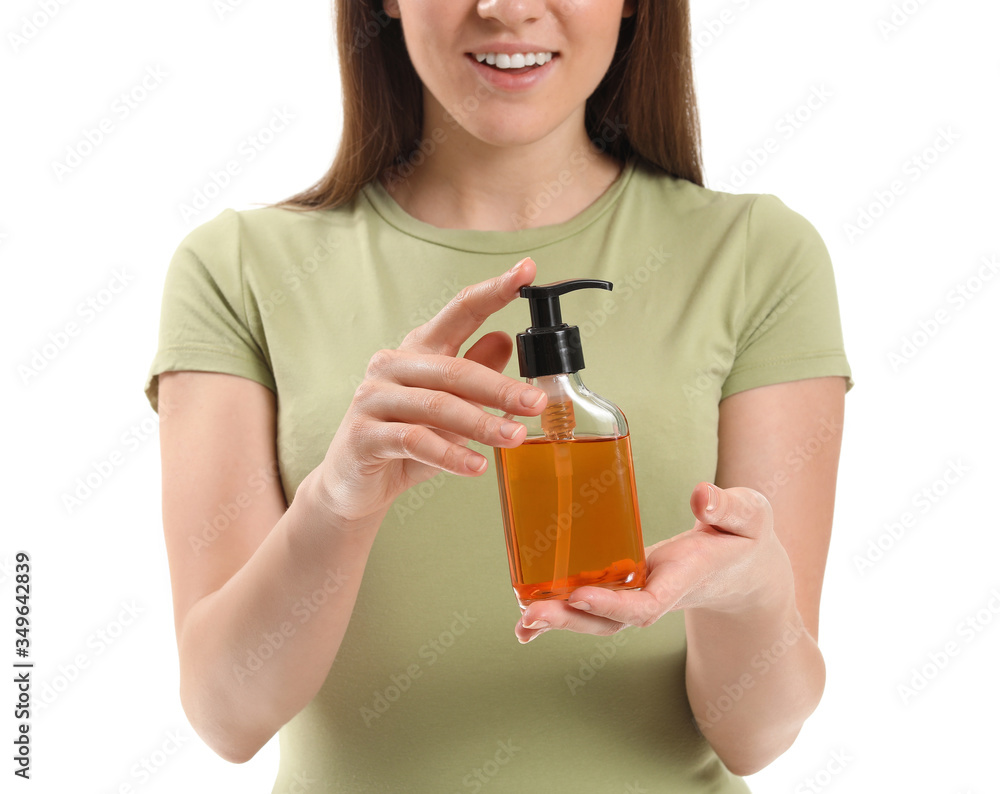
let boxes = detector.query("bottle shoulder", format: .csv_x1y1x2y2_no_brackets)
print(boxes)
521,372,628,439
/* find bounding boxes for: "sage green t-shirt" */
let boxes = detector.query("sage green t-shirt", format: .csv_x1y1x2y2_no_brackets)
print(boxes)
145,159,852,793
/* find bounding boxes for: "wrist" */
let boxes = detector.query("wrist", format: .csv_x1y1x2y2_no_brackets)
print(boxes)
296,468,386,537
692,537,797,622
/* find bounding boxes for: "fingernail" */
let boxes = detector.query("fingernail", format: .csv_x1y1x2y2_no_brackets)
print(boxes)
466,453,488,473
510,257,528,276
500,421,522,440
568,601,590,612
705,483,718,512
519,629,547,644
521,389,545,408
523,619,549,630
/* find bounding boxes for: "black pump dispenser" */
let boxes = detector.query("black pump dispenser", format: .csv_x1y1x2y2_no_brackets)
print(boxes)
516,279,613,378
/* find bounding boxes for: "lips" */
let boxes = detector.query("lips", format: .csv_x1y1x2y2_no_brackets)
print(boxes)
465,46,558,90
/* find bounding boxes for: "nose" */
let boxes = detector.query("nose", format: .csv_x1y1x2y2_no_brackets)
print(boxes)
476,0,545,26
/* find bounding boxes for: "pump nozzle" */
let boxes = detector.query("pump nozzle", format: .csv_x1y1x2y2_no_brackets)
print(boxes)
520,279,612,329
516,279,613,379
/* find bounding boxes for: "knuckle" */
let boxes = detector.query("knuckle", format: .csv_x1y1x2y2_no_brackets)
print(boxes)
635,598,662,629
637,613,659,629
472,411,497,440
420,390,449,418
454,284,476,305
366,348,396,377
439,444,465,473
439,356,465,385
346,414,369,439
397,424,425,456
493,379,520,409
400,326,427,349
352,378,378,404
453,284,490,323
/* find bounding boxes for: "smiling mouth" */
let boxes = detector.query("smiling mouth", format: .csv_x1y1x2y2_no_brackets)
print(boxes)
472,52,555,70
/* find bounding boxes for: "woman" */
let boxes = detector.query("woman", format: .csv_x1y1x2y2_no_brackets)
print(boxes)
146,0,852,791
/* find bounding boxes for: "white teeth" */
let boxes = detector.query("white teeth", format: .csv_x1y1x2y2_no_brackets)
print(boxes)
473,51,553,69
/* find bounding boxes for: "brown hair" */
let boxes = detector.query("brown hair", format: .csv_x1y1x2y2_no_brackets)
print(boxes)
272,0,703,211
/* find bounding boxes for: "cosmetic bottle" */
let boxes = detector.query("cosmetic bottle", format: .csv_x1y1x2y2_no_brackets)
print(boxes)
494,279,646,610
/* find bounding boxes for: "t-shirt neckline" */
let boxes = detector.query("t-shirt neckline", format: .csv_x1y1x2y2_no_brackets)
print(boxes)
359,158,636,255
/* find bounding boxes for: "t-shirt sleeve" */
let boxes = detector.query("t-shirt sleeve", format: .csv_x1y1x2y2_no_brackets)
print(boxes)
720,193,854,399
143,209,276,412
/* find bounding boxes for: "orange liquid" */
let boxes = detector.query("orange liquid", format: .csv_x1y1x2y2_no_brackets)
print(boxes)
495,435,646,609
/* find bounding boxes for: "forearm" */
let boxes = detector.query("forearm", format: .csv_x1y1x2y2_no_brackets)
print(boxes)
683,562,826,776
178,469,382,763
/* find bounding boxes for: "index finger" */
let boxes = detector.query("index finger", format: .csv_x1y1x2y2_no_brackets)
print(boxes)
402,257,536,356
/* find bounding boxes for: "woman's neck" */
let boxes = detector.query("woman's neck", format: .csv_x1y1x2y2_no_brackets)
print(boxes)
381,99,625,232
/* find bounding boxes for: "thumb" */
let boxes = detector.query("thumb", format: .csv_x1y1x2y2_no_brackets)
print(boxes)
690,482,773,540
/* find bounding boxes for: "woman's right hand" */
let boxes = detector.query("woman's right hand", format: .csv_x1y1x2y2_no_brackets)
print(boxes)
311,257,547,526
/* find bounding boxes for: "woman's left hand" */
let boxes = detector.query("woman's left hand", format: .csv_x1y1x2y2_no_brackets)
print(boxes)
515,481,795,643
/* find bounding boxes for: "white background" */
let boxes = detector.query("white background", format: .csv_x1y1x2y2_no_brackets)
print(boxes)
2,0,998,791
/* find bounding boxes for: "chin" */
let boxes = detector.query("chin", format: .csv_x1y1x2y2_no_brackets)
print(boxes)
463,114,567,150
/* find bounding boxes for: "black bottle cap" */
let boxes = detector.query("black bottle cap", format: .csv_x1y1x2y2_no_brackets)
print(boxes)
516,279,613,377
